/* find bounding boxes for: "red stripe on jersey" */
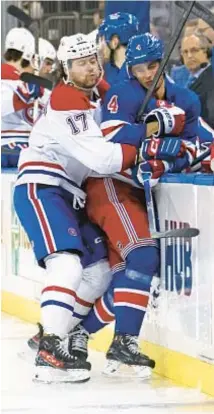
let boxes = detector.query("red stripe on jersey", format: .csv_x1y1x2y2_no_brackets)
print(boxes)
29,183,56,254
75,295,93,308
2,130,31,133
19,161,65,172
114,291,149,307
42,285,76,298
121,145,137,170
95,298,114,323
102,123,125,137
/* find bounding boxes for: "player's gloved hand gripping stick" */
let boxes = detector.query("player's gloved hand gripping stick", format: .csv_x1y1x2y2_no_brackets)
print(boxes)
136,1,200,239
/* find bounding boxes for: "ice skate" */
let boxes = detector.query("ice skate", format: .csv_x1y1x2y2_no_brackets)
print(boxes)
27,323,43,350
68,324,89,360
34,334,91,383
103,334,155,379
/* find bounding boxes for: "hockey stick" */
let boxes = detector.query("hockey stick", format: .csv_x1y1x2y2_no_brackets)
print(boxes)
191,147,211,167
142,147,213,239
20,73,53,90
7,5,33,27
137,1,195,122
175,1,214,30
136,1,198,238
142,148,213,239
142,173,199,239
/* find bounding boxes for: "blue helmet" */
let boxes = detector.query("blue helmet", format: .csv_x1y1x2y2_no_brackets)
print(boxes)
98,13,139,46
126,33,164,66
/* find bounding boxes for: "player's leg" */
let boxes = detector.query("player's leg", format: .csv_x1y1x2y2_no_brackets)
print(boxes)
13,183,91,382
105,245,159,377
69,220,112,358
97,180,159,375
1,142,28,168
75,179,159,374
78,247,158,376
27,220,112,352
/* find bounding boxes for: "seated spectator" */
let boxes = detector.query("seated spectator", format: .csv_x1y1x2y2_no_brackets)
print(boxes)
170,20,214,87
181,32,214,128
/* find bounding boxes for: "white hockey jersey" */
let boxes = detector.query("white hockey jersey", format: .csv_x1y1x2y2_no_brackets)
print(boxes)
1,63,51,147
1,63,32,146
16,81,136,200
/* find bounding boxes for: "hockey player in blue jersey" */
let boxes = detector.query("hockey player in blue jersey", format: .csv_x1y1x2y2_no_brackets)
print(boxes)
100,33,200,177
67,34,197,377
104,0,150,34
98,12,139,85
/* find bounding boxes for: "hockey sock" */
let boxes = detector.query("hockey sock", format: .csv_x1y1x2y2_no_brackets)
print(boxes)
71,259,112,329
82,279,115,333
41,252,83,337
114,247,160,336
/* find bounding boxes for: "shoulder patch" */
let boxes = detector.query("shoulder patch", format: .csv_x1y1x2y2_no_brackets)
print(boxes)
50,82,90,111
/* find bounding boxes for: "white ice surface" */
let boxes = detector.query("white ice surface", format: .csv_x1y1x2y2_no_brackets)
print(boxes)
1,313,214,414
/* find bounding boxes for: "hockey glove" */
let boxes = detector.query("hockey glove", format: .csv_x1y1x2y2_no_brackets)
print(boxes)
144,106,186,137
140,136,187,162
132,159,169,188
15,81,44,104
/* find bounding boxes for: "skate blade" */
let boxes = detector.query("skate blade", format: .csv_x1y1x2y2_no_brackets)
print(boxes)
103,360,121,376
33,366,90,384
103,360,152,379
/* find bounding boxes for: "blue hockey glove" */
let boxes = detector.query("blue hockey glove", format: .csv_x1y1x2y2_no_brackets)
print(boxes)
16,81,44,104
140,136,187,162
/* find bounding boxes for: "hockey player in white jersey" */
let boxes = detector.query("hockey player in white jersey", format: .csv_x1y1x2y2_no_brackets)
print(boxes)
1,30,56,169
1,27,44,168
38,38,56,78
13,33,142,383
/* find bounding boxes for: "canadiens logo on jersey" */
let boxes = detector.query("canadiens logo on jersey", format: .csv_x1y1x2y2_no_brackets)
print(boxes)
23,103,44,126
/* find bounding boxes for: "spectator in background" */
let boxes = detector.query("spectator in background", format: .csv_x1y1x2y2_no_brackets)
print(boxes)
104,0,150,33
170,19,199,87
180,32,214,128
170,19,214,87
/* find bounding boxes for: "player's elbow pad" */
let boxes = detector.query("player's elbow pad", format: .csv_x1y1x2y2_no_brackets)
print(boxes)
110,123,146,148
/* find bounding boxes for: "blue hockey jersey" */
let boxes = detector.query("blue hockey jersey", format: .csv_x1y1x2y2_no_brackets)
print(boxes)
101,74,201,147
104,61,129,86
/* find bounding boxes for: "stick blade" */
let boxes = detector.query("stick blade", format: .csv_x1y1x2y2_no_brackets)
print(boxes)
151,227,199,239
7,5,33,27
20,73,53,91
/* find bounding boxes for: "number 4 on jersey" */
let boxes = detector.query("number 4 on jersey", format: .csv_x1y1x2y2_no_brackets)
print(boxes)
107,95,119,114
